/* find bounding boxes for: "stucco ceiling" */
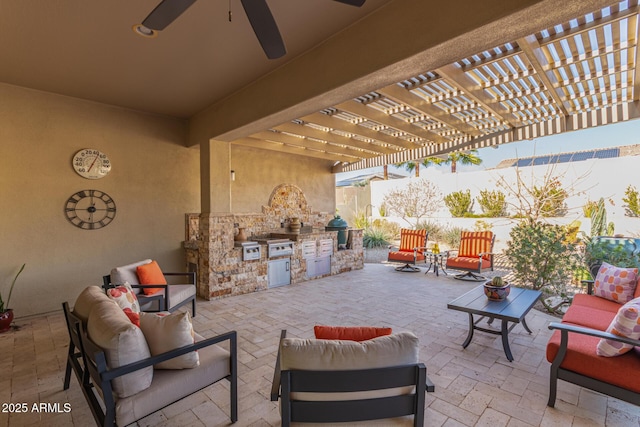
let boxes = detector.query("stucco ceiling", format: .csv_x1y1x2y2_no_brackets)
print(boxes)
2,0,632,172
0,0,392,118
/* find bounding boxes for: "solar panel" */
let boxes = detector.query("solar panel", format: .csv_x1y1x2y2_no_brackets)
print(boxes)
593,148,620,159
571,151,595,161
558,153,573,163
516,159,533,167
533,156,550,165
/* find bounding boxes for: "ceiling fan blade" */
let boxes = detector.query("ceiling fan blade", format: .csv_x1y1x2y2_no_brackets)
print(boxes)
333,0,366,6
240,0,286,59
142,0,198,31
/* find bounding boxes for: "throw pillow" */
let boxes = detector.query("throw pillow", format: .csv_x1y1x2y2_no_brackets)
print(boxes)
139,311,199,369
314,325,392,341
106,282,141,313
597,297,640,357
593,262,638,304
123,308,140,327
87,300,153,398
136,260,166,295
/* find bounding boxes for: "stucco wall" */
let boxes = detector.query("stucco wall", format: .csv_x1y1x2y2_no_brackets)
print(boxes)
230,145,335,213
0,83,199,317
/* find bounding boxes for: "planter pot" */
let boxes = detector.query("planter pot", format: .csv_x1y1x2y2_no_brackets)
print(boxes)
483,282,510,301
0,309,13,333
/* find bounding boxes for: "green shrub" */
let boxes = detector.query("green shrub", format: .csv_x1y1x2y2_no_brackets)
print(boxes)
352,212,370,230
623,185,640,217
477,190,507,217
505,221,580,314
444,190,473,217
415,220,445,242
372,219,400,241
584,238,640,277
532,179,568,217
441,226,466,248
363,226,392,248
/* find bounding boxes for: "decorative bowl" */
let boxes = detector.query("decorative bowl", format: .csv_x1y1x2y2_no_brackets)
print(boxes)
483,282,510,301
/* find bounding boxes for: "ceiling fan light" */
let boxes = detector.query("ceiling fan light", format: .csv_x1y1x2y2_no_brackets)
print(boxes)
132,24,158,38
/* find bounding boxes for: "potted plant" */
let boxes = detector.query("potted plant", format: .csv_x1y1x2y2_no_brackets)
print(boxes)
0,263,25,333
483,276,510,301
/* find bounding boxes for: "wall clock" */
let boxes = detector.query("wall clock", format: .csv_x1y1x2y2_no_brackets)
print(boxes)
65,190,116,230
72,148,111,179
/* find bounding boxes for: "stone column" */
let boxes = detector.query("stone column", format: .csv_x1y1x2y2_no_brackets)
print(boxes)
199,140,232,298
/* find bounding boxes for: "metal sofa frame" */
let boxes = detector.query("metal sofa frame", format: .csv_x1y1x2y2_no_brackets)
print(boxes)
102,271,196,316
270,330,435,426
547,281,640,407
62,302,237,426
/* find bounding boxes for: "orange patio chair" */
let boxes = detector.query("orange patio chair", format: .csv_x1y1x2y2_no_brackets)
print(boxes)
387,228,428,272
445,231,495,281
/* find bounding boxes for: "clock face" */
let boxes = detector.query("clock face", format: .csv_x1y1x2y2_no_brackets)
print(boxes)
65,190,116,230
73,148,111,179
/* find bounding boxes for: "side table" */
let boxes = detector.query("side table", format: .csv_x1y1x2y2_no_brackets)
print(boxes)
424,252,448,276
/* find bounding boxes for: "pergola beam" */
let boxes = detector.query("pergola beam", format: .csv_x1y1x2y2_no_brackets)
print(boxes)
335,99,447,144
301,112,418,151
235,137,359,163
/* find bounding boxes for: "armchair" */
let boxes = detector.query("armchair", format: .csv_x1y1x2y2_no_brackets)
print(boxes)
387,228,428,272
445,231,495,281
271,329,434,426
103,259,196,316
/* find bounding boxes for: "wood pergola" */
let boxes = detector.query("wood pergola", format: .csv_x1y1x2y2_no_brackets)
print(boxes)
232,1,640,173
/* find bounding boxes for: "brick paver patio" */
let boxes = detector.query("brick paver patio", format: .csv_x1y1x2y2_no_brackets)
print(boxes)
1,263,638,426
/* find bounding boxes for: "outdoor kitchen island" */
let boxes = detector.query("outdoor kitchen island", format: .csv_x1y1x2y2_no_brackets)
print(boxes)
183,184,364,301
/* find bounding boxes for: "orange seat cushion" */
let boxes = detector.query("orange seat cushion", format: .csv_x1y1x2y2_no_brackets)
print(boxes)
136,260,166,295
546,329,640,393
571,293,622,314
446,256,491,271
388,251,425,263
314,326,392,341
560,304,615,331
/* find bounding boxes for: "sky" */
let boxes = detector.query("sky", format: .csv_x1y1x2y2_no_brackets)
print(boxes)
336,118,640,181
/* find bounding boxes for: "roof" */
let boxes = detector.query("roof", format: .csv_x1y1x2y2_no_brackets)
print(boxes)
336,172,406,187
494,143,640,168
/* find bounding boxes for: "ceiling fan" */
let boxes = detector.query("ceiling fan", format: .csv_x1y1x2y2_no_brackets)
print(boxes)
138,0,367,60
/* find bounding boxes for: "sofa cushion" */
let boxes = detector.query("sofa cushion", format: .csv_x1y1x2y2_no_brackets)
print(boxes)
546,329,640,393
111,259,152,288
593,262,638,304
446,256,492,270
106,282,141,313
87,300,153,398
388,251,425,262
139,311,199,369
73,285,111,322
114,333,231,426
314,325,392,341
280,332,419,401
571,293,622,314
597,297,640,357
167,284,196,310
561,303,616,331
136,260,166,295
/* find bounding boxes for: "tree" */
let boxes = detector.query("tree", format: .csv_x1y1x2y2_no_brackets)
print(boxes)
395,161,420,177
381,179,442,228
442,150,482,173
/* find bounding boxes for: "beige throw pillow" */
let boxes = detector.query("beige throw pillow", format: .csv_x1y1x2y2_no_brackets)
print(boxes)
139,311,199,369
279,331,420,401
87,300,153,398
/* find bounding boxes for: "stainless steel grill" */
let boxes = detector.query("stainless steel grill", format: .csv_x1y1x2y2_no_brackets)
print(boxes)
234,241,261,261
255,238,294,258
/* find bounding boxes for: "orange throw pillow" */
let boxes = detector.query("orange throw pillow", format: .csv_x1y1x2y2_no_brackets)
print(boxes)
136,260,167,295
314,325,392,342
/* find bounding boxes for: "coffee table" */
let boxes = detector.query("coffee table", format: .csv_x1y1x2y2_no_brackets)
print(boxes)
447,285,541,362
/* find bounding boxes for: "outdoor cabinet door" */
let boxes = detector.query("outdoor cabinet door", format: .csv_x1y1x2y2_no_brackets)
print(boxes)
268,258,291,288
